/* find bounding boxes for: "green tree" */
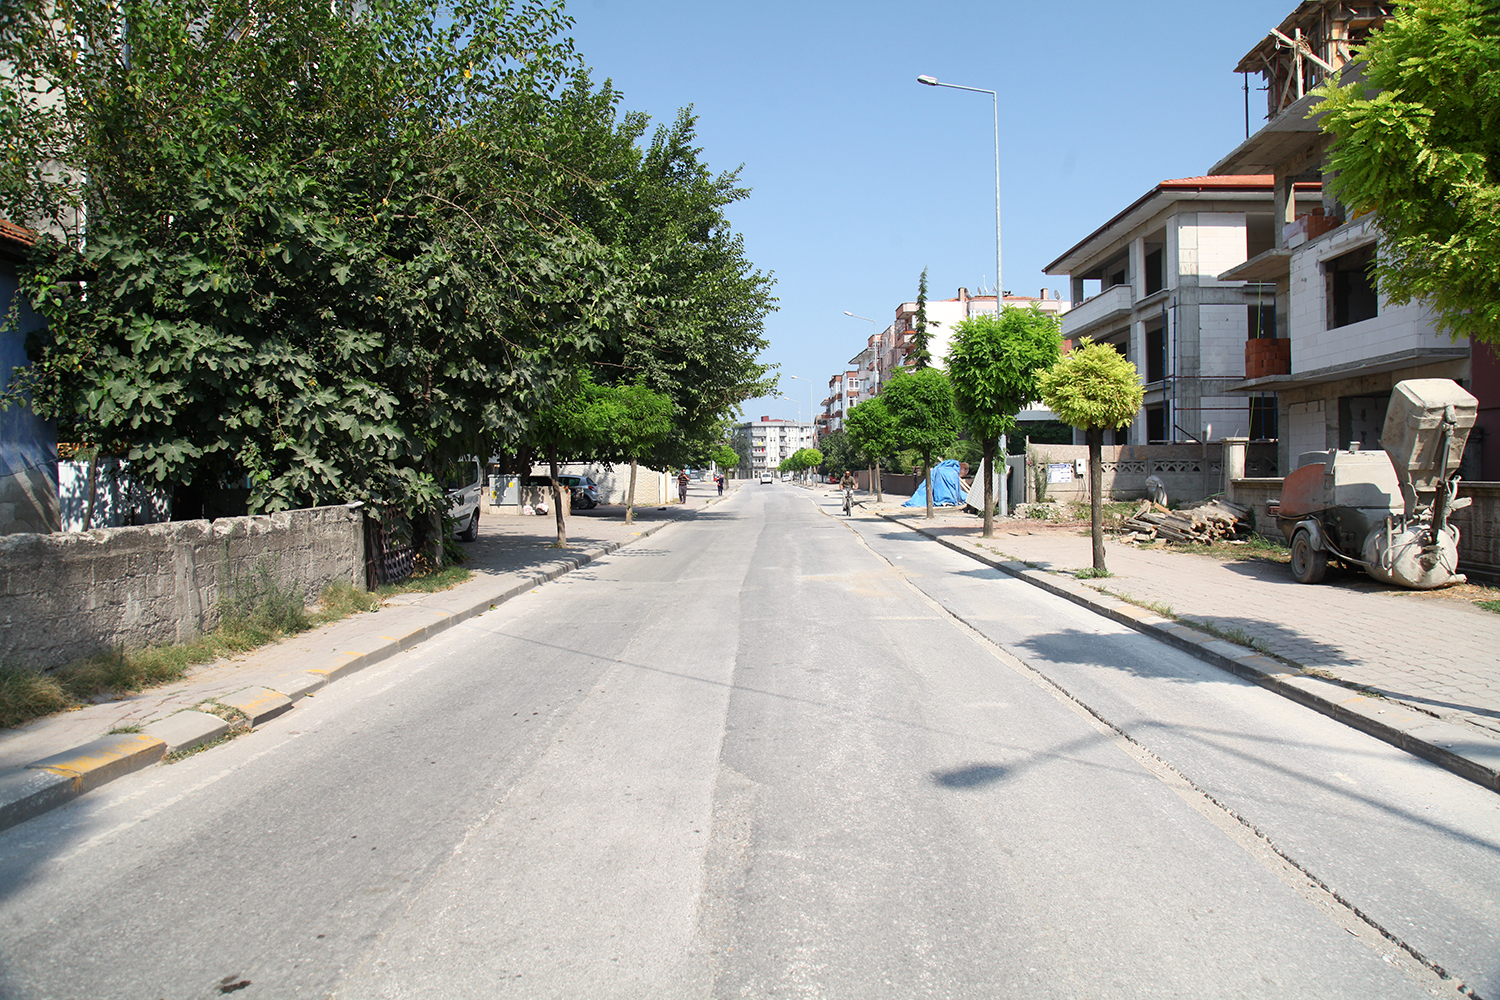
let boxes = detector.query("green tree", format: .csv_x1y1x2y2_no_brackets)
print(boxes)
845,396,898,501
1037,339,1144,572
590,380,677,526
907,267,934,368
1314,0,1500,345
881,368,957,519
710,443,742,477
814,428,859,479
947,307,1062,537
0,0,629,551
779,447,823,480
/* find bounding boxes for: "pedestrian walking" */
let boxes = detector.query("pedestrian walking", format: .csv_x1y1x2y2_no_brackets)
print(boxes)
716,474,724,496
677,470,690,504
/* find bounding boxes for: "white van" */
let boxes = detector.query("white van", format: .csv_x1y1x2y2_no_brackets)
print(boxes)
445,457,484,540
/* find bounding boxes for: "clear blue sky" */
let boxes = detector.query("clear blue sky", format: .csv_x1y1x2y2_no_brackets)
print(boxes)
565,1,1295,423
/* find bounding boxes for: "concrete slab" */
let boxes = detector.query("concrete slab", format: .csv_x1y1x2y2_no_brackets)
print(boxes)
0,767,78,833
142,710,232,754
217,687,293,727
28,733,166,793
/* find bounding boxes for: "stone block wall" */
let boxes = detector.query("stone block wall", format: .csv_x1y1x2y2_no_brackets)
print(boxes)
0,504,364,671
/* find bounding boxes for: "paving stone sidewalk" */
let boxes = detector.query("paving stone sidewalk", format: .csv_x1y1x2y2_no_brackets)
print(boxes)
0,487,724,830
822,485,1499,790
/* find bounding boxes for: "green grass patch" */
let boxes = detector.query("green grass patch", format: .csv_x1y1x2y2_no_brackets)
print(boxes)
374,566,470,596
1074,566,1113,579
1477,600,1500,614
0,572,389,733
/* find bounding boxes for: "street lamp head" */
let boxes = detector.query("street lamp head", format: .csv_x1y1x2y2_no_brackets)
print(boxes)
843,311,855,316
917,75,939,86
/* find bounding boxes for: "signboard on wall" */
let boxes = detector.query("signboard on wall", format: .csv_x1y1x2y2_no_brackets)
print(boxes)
1047,462,1074,484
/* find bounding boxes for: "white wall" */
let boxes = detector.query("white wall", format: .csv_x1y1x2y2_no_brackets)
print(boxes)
1192,213,1250,286
1289,220,1448,373
1286,400,1329,461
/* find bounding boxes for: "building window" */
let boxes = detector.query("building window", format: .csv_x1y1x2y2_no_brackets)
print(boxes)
1249,396,1277,440
1248,304,1275,339
1144,247,1164,296
1327,244,1378,328
1146,404,1169,444
1145,322,1166,384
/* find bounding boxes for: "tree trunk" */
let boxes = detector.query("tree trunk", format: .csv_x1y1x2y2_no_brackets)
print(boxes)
923,453,934,520
981,442,995,538
875,460,883,502
548,448,566,547
625,458,638,525
1089,425,1105,571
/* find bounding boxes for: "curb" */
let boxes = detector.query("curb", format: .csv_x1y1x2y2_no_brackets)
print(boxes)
0,517,680,834
876,511,1500,795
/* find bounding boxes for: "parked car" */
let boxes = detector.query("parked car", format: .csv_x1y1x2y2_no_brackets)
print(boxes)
523,474,600,510
445,457,484,541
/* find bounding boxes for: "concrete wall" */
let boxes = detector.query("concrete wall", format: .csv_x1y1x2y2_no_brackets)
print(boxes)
1289,221,1449,372
1024,443,1244,505
0,505,364,671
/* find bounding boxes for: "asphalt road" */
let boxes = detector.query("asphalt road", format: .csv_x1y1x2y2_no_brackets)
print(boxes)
0,484,1495,999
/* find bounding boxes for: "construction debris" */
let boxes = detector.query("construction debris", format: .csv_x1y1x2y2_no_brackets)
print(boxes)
1120,499,1250,544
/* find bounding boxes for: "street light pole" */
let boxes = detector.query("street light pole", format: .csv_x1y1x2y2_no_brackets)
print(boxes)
788,374,815,444
919,73,1008,518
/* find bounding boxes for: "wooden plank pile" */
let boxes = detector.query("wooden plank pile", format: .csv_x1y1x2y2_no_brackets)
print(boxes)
1120,499,1250,544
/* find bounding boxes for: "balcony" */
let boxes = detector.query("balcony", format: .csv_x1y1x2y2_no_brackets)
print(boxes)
1061,283,1132,339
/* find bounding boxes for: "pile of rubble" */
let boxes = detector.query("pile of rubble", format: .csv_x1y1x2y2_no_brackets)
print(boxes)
1119,499,1251,544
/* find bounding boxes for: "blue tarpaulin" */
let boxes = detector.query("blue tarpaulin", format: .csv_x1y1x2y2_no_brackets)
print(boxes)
903,459,965,507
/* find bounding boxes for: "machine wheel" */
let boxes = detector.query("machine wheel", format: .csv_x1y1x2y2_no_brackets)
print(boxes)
1290,528,1327,584
459,510,479,542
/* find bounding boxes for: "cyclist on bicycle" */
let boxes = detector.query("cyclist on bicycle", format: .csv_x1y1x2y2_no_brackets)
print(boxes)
839,470,856,515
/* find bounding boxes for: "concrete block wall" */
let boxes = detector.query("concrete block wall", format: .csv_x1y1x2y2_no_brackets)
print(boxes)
1192,213,1249,286
1289,221,1448,372
1026,443,1225,505
0,505,364,671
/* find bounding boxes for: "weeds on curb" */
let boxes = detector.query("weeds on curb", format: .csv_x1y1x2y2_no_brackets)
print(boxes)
1074,566,1113,580
164,730,243,764
1191,619,1269,654
1099,588,1175,620
1478,600,1500,615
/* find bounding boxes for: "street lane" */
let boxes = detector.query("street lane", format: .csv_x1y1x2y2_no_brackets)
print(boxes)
0,483,1485,998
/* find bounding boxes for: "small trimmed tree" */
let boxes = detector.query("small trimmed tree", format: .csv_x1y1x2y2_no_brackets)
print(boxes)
907,267,934,368
948,306,1062,537
882,367,957,519
1037,339,1144,572
844,396,898,502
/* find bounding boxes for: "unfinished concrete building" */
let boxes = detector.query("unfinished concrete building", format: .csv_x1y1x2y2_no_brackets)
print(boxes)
1044,177,1320,450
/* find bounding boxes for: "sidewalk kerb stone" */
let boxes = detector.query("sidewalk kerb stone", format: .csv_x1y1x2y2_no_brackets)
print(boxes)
218,687,294,727
0,768,77,832
29,733,166,793
142,710,232,754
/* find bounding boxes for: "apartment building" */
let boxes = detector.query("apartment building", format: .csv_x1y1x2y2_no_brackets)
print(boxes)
1208,0,1497,477
735,417,815,479
886,288,1068,373
1044,176,1319,447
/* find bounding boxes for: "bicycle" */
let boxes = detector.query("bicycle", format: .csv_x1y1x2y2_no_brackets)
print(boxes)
842,486,853,516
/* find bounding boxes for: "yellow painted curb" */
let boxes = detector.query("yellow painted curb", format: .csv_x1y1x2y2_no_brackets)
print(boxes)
29,733,166,794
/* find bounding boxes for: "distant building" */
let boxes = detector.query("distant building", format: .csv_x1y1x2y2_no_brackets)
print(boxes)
735,417,815,478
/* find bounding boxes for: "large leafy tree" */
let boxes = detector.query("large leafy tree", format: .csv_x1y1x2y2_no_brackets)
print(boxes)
1314,0,1500,344
948,306,1062,537
1,0,632,547
551,80,777,467
882,367,957,519
844,395,898,501
1037,339,1144,572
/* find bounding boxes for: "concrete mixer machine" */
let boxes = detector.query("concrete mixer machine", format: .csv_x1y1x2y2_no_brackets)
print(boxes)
1276,379,1477,588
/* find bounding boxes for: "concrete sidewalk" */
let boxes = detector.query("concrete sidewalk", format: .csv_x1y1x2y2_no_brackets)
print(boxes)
817,484,1500,794
0,486,729,831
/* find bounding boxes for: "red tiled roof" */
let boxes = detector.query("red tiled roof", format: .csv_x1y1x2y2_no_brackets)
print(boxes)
0,218,36,247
